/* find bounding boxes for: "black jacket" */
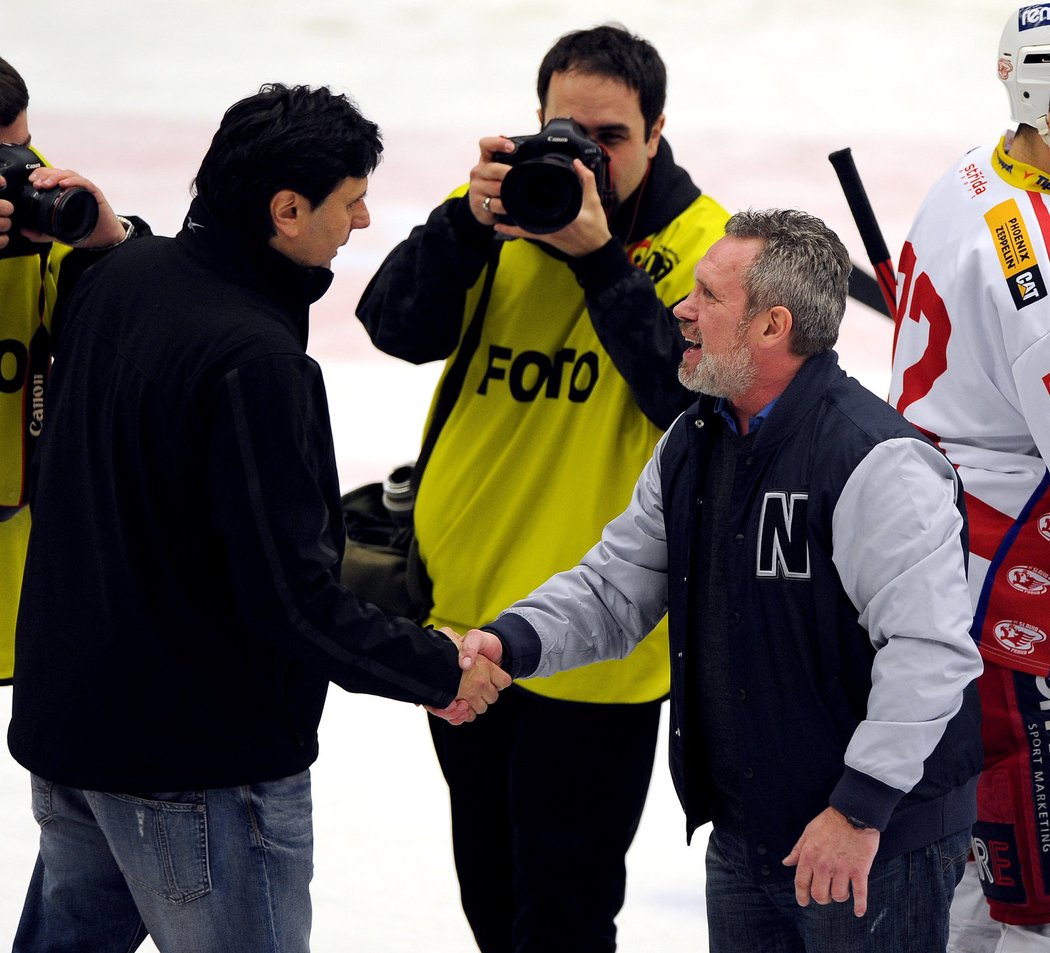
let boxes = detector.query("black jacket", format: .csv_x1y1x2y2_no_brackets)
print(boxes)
8,199,461,791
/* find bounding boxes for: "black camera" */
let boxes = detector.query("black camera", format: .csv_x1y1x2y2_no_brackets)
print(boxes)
0,143,99,257
494,118,614,235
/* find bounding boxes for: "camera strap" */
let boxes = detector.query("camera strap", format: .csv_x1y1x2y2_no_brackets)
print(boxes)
20,251,52,504
411,241,502,493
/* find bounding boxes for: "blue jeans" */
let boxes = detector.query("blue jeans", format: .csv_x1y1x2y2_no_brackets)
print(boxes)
706,825,971,953
14,770,314,953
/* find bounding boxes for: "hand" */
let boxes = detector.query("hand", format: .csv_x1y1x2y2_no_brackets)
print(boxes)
22,166,126,248
0,180,13,251
782,807,880,917
458,627,504,670
468,135,516,225
425,626,511,725
493,158,613,257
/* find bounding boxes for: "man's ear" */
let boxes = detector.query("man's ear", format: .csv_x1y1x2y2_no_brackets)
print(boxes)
754,305,793,350
270,189,302,240
646,113,666,158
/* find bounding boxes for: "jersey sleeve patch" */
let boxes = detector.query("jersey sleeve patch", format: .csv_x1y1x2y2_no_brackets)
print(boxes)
985,199,1047,310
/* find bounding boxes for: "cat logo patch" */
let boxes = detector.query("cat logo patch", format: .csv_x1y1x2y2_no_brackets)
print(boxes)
985,200,1046,309
1009,266,1047,309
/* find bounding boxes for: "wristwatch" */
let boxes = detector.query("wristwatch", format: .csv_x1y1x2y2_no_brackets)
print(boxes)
110,215,135,247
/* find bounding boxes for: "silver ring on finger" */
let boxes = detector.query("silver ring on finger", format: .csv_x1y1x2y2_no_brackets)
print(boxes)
482,196,492,213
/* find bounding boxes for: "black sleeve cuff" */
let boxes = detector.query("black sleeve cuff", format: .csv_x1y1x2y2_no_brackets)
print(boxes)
448,195,497,252
483,613,543,679
565,237,633,294
829,766,905,833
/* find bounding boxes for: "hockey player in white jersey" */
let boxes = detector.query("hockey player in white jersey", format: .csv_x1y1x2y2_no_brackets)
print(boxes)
889,5,1050,950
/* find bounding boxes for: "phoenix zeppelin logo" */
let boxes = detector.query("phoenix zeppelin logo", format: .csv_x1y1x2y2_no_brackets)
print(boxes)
1008,565,1050,594
985,200,1047,309
1040,513,1050,541
994,620,1048,656
1019,5,1050,30
999,56,1014,81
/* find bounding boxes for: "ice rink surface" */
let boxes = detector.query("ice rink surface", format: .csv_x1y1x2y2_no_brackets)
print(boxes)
0,1,1023,949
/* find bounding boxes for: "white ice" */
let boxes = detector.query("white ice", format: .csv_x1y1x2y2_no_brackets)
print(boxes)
1,1,1018,949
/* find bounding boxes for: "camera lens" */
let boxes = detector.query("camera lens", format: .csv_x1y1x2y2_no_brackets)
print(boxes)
26,185,99,245
500,156,583,235
382,464,415,524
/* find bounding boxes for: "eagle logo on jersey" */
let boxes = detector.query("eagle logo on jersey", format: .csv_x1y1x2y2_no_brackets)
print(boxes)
1008,565,1050,594
1039,513,1050,541
993,620,1048,656
627,239,679,284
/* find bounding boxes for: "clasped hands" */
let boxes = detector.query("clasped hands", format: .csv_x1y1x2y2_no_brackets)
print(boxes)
426,628,510,726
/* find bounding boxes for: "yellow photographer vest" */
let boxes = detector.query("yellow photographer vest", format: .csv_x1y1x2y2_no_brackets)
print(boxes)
418,188,728,703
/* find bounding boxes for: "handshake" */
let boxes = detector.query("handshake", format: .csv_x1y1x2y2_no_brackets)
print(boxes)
427,628,512,726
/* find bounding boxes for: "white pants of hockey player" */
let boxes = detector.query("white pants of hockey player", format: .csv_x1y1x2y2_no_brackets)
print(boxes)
949,863,1050,953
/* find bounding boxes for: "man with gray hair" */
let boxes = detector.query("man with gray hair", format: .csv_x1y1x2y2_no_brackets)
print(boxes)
459,209,984,951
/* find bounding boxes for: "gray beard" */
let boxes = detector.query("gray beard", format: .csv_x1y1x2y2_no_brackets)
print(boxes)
677,342,757,399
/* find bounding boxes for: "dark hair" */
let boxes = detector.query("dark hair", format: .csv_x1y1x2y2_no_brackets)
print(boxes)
193,83,382,239
536,24,666,137
0,58,29,128
725,209,852,357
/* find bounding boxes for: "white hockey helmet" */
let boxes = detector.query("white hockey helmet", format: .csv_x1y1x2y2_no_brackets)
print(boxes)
1000,5,1050,143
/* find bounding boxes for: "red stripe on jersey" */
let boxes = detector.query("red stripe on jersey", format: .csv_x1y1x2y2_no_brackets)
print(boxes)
967,491,1021,563
1028,189,1050,247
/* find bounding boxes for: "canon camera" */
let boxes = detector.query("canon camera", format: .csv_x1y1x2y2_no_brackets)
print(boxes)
494,118,614,235
0,143,99,258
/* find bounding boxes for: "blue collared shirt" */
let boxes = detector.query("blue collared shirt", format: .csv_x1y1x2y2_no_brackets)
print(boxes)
714,396,778,435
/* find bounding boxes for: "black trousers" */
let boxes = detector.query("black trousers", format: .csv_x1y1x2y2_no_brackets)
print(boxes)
428,683,663,953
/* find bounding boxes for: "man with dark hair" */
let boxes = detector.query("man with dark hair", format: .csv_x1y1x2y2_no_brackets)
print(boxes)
462,208,984,953
0,57,30,123
0,55,139,687
7,83,510,953
358,22,728,953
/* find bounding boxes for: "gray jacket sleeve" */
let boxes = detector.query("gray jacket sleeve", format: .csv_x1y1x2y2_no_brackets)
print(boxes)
830,437,983,810
492,428,673,675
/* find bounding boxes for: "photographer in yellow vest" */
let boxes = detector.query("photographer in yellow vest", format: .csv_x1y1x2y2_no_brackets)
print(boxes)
0,56,143,684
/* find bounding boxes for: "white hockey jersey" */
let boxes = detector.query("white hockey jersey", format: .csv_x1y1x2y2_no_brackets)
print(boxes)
889,136,1050,676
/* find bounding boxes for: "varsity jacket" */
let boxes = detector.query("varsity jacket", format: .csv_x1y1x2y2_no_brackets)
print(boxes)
490,351,984,879
0,144,148,684
889,137,1050,676
8,198,462,792
358,138,729,703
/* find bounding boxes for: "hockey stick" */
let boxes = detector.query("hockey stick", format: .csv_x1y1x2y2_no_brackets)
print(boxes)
829,147,897,318
848,264,890,317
